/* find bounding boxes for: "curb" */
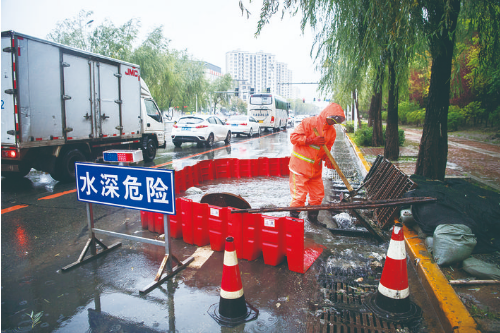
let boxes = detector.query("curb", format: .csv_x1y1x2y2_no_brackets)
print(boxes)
345,131,480,332
404,226,480,332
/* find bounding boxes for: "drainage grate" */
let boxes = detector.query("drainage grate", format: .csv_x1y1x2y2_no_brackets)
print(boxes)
308,282,410,333
308,264,410,332
306,308,409,333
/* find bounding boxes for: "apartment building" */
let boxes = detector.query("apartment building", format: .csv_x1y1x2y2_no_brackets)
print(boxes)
203,62,223,83
225,50,293,102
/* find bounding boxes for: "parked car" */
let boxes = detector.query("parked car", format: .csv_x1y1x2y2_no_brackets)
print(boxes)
171,115,231,148
226,115,260,137
294,115,308,127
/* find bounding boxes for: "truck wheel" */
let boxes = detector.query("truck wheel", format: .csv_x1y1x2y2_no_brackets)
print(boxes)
142,136,157,162
52,149,86,182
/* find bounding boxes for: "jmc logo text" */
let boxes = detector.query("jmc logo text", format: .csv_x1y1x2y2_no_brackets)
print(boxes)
125,68,140,80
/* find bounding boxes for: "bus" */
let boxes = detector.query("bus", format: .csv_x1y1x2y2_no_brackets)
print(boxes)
248,93,289,133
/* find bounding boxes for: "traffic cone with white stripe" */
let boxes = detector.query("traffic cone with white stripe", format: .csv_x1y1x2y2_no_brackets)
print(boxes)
365,222,421,323
208,236,258,327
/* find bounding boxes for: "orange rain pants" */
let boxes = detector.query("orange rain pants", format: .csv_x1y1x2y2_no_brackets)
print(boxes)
289,171,324,207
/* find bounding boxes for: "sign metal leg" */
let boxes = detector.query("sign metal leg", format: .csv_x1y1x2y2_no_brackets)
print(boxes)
62,203,122,272
140,215,194,294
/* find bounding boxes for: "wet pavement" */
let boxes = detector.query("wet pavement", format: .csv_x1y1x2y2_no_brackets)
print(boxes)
1,125,498,332
360,127,500,192
360,126,500,332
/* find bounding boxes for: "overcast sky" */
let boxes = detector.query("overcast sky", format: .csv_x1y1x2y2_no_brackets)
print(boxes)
2,0,328,102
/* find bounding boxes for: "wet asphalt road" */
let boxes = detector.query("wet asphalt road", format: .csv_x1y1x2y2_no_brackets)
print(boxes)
1,127,442,332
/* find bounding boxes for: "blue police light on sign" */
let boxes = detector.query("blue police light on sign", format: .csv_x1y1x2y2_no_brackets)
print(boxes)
75,162,175,214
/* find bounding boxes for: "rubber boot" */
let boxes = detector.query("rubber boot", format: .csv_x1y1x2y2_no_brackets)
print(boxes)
308,210,326,227
290,210,300,218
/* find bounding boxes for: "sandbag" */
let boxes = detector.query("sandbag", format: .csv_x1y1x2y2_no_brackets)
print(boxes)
462,257,500,280
433,224,476,266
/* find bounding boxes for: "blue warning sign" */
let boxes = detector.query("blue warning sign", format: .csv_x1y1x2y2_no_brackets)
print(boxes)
75,163,175,214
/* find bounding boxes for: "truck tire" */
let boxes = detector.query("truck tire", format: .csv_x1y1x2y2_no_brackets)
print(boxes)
52,149,86,182
142,136,157,162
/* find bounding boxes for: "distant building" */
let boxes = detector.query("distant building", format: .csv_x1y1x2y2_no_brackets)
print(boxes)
225,50,293,102
203,62,223,83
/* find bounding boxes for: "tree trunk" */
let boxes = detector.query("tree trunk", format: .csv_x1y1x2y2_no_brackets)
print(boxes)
354,90,361,127
368,95,376,127
385,57,399,160
372,64,384,147
415,0,460,180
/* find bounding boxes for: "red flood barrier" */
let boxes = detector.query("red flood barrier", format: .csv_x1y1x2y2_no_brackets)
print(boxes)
208,205,231,251
261,216,285,266
168,198,184,239
139,156,323,273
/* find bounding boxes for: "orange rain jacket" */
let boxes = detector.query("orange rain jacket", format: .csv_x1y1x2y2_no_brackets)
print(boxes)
289,103,345,179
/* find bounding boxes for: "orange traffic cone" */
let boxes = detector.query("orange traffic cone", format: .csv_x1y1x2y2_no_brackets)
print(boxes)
365,222,421,323
208,236,258,327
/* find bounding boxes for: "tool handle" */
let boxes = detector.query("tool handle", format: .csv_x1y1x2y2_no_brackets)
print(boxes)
313,127,354,192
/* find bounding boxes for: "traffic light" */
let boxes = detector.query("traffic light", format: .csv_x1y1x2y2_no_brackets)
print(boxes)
235,87,239,97
250,87,255,95
313,98,316,102
302,98,305,103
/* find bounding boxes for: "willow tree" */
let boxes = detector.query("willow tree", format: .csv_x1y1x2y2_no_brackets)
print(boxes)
129,28,181,111
209,74,234,113
248,0,416,155
47,9,139,60
246,0,499,179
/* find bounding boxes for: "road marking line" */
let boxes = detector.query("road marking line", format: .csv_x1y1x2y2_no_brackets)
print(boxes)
1,205,29,214
38,189,76,200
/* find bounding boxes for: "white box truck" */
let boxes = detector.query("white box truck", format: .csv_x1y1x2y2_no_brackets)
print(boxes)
1,31,165,181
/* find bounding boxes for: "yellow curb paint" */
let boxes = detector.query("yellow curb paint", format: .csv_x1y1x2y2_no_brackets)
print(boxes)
352,133,479,332
404,225,480,333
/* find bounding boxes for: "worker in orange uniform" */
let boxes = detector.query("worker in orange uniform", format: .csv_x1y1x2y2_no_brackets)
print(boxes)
288,103,346,225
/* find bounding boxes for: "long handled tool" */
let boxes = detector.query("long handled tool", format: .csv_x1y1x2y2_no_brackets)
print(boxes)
312,127,356,199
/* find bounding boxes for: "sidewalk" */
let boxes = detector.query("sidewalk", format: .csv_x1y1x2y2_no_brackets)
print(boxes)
358,128,500,332
360,127,500,191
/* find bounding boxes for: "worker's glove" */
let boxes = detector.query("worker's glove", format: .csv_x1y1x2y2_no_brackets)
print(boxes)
305,136,325,146
324,158,334,169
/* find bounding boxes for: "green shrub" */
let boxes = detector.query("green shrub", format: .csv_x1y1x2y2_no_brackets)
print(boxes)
353,126,374,146
406,109,426,126
353,126,405,146
398,101,421,124
488,106,500,126
462,101,485,125
345,121,355,133
382,111,388,121
398,129,406,146
448,105,465,131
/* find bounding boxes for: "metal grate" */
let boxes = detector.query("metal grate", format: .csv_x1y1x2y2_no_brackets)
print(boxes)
306,308,409,333
363,156,416,229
